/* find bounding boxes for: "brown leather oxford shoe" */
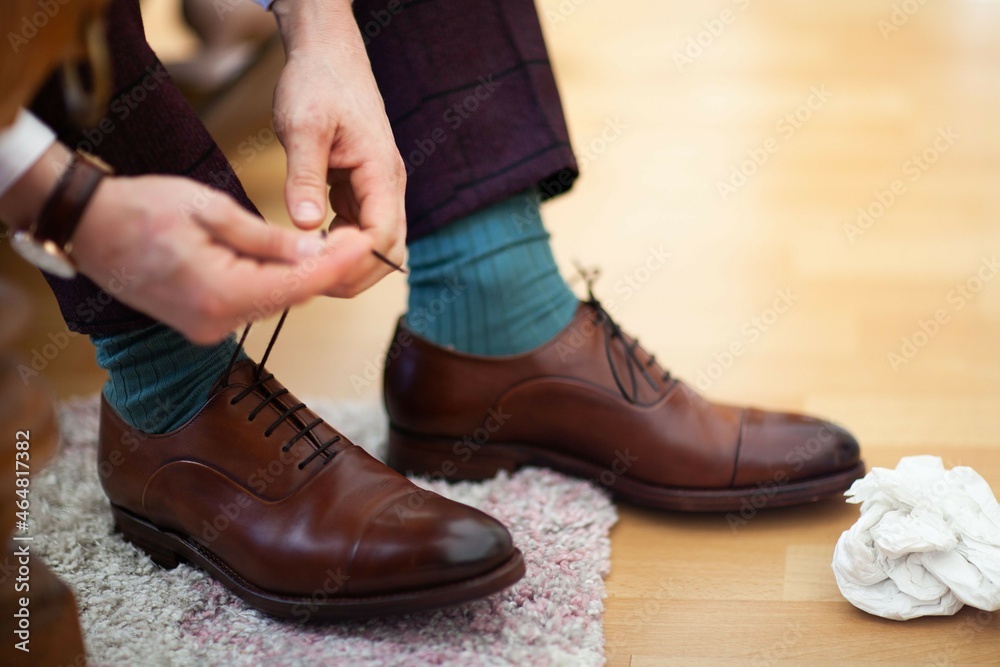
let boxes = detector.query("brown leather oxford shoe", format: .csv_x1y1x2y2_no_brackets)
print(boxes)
99,359,524,620
384,301,864,512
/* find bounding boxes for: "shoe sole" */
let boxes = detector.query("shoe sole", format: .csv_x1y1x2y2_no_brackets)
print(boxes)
387,426,866,512
110,504,525,621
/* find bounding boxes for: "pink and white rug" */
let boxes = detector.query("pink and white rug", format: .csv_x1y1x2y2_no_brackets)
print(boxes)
35,397,617,666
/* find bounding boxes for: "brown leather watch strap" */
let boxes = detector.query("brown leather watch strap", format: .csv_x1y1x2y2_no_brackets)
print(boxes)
33,151,112,250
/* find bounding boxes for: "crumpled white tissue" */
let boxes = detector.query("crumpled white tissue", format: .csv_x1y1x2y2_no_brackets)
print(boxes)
832,455,1000,620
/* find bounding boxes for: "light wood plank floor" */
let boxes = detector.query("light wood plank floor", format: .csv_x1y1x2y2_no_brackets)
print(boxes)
3,0,1000,663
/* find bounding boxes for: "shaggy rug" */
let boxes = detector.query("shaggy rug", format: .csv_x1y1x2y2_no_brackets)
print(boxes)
34,397,617,667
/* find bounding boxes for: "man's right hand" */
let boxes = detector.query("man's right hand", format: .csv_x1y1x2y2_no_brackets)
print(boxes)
69,173,373,344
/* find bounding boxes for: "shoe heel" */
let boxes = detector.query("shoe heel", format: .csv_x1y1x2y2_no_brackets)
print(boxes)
111,505,182,569
387,426,528,481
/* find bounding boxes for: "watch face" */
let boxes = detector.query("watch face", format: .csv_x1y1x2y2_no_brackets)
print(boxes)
10,231,78,279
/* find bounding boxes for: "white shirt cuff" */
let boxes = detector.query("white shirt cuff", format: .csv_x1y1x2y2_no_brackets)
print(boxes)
252,0,275,8
0,109,56,200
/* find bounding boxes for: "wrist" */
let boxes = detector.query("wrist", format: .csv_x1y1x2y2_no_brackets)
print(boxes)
7,150,113,279
0,142,73,231
271,0,362,54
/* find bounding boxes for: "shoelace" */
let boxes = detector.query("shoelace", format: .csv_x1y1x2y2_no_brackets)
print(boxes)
576,264,673,405
216,244,406,471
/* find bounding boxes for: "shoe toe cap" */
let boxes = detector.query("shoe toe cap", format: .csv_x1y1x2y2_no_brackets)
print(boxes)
346,492,515,596
733,409,861,487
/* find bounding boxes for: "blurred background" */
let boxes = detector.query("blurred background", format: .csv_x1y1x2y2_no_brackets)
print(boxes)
4,1,1000,662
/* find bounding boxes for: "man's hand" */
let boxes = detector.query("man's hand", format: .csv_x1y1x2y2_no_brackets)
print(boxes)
71,173,373,344
271,0,406,296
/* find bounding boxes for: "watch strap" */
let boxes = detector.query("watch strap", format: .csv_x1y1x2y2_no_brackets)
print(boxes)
33,152,111,250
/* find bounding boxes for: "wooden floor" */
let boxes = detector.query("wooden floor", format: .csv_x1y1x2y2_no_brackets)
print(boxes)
4,0,1000,663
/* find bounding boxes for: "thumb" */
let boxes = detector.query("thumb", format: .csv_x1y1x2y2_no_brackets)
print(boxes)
282,123,333,230
196,194,326,263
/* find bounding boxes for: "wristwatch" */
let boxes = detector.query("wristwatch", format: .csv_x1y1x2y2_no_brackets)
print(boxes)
9,150,113,279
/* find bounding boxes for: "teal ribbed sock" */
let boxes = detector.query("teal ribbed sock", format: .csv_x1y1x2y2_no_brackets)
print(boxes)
91,324,245,433
406,190,579,355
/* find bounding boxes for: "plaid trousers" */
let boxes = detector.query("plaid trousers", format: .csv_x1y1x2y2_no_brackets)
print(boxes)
31,0,577,335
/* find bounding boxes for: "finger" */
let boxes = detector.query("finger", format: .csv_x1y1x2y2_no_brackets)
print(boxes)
326,211,361,237
196,194,326,262
279,115,333,230
320,222,394,296
224,226,375,307
170,227,376,340
351,160,407,267
327,172,360,224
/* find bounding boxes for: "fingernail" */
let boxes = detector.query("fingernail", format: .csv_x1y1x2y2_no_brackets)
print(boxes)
294,201,323,223
297,235,325,258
